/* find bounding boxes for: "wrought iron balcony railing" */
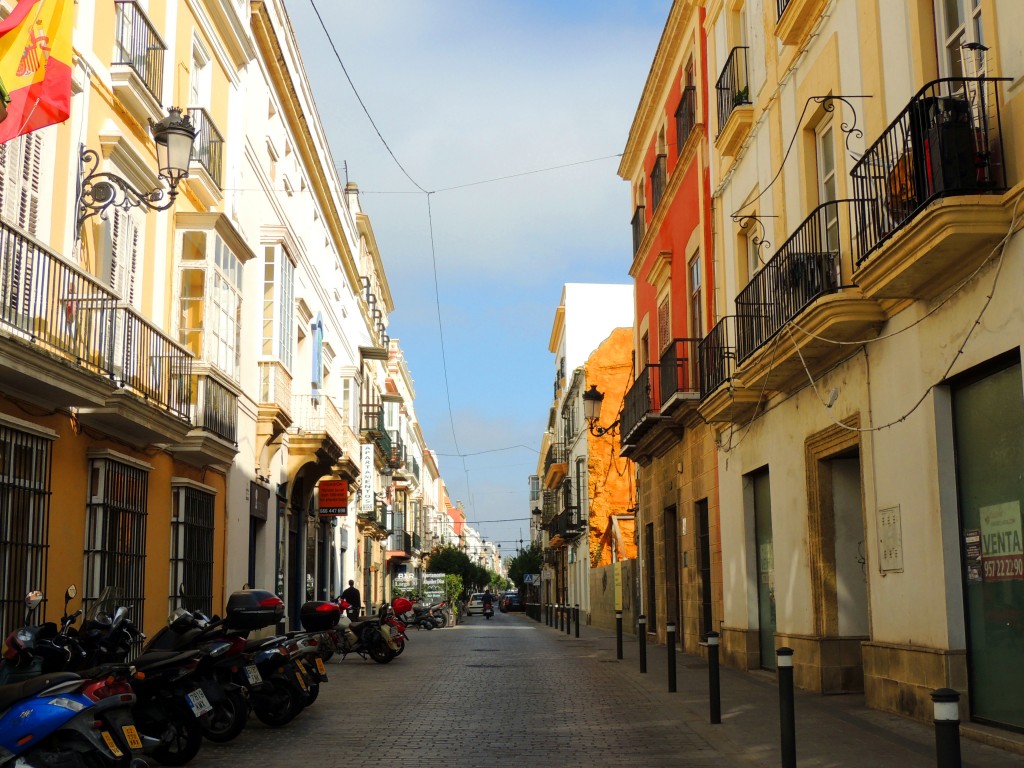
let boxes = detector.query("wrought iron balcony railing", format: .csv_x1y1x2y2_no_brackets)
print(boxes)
113,1,166,101
659,338,701,405
735,199,854,362
620,365,660,443
387,430,405,469
716,46,750,136
675,86,697,155
0,219,193,420
375,429,392,462
543,442,567,476
851,77,1007,266
188,107,225,188
698,317,735,399
631,206,646,255
193,372,237,443
777,0,792,19
651,155,667,212
389,531,412,553
360,396,384,435
291,393,344,439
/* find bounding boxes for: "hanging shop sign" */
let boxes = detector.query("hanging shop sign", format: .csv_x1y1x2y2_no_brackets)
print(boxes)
318,480,348,517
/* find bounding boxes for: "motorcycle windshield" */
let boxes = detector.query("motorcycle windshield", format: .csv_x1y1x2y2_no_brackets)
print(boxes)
85,586,126,625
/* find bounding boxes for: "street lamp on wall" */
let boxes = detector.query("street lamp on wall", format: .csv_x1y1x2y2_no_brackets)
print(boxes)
582,384,619,437
76,107,197,233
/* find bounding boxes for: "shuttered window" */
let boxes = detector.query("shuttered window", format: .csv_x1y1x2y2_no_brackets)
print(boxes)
0,131,43,235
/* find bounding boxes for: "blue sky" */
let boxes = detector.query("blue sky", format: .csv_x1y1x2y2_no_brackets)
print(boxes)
283,0,671,555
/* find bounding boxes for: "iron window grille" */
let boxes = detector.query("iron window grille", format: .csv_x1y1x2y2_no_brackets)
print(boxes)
84,457,148,649
170,485,215,617
0,424,52,643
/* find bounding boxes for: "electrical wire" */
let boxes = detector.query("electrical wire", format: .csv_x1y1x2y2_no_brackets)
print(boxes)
308,0,427,194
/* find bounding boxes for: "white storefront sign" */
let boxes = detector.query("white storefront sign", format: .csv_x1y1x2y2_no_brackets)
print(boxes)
361,443,375,512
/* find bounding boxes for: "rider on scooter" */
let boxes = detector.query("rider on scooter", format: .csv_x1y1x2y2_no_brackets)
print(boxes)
482,589,494,617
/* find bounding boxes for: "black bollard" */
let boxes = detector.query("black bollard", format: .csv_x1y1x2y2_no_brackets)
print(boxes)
707,632,721,724
555,604,560,630
638,615,647,673
777,647,796,768
574,604,580,638
615,610,623,660
565,604,571,635
932,688,962,768
667,621,677,693
559,605,565,632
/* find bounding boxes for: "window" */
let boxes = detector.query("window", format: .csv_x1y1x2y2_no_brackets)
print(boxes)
189,36,211,109
689,254,703,337
0,131,44,235
170,484,215,616
816,121,840,253
84,455,149,637
262,245,294,371
177,230,244,379
935,0,985,79
0,422,52,643
657,297,671,352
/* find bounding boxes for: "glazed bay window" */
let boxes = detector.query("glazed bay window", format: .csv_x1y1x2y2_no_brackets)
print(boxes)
178,230,243,380
0,421,52,643
262,245,294,371
170,482,215,616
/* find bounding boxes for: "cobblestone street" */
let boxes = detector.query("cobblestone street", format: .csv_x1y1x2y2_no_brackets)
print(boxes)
188,612,1021,768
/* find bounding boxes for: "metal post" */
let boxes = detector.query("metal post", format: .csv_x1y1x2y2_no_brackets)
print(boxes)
707,632,721,724
615,610,623,660
932,688,962,768
777,647,796,768
574,604,580,638
558,604,564,632
638,615,647,673
667,621,677,693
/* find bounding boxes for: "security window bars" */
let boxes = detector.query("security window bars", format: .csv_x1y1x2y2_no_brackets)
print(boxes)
675,86,697,156
170,485,214,616
716,47,750,136
0,424,52,644
651,155,667,211
84,457,148,635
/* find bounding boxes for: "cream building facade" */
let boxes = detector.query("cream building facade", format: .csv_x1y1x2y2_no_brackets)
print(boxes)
699,0,1024,731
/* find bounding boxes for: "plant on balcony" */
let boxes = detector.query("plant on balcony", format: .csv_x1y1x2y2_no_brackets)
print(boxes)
733,86,749,107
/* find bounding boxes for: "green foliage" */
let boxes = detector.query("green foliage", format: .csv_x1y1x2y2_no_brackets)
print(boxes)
506,543,542,590
443,574,462,605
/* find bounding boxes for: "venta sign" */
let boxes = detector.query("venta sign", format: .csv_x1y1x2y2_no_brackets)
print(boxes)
318,480,348,517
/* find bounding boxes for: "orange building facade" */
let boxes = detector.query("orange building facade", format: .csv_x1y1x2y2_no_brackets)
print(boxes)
617,1,722,652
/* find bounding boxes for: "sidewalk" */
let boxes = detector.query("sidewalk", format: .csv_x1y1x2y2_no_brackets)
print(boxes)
528,613,1023,767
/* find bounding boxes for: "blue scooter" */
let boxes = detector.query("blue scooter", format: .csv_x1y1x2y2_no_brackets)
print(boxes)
0,586,150,766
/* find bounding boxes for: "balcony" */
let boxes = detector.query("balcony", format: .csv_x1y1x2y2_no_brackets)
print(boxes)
360,395,384,437
289,393,344,470
675,86,698,157
170,366,239,467
651,155,667,212
542,442,567,489
112,0,166,124
699,202,885,424
851,77,1011,302
715,46,752,157
357,500,389,539
388,531,412,559
631,206,646,256
387,430,405,470
620,364,684,465
375,429,392,467
186,107,225,207
659,338,702,417
774,0,827,47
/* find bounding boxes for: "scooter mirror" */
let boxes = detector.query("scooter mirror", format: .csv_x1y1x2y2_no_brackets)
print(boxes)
65,585,77,601
24,590,43,610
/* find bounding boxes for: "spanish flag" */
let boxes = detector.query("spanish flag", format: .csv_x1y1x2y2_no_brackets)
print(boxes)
0,0,72,144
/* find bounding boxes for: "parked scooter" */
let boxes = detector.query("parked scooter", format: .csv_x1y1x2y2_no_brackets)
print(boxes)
325,600,397,663
0,587,151,766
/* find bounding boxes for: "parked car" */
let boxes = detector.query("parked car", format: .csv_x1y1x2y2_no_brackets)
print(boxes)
466,593,485,616
502,592,523,612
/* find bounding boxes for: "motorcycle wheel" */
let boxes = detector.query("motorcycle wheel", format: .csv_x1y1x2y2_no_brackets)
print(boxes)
418,618,434,630
146,704,204,766
202,687,248,743
252,678,304,727
367,639,396,664
392,637,406,657
436,613,448,628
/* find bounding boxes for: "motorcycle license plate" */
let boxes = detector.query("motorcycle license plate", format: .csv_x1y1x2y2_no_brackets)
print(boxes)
295,669,308,690
315,657,326,675
244,664,262,685
186,688,213,717
100,731,124,758
121,724,143,751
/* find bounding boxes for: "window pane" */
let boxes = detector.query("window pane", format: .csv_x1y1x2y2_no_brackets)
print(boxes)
943,0,963,33
182,231,205,260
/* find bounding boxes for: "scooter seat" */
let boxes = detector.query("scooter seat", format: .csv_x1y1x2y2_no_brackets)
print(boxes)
133,649,201,672
0,672,80,711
